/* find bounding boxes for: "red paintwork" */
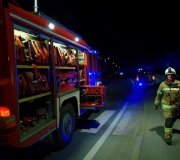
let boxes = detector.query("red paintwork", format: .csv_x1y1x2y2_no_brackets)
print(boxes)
0,121,56,148
0,6,20,144
8,4,90,50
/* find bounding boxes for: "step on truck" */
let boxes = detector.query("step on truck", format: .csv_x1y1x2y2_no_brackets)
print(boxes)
0,0,106,149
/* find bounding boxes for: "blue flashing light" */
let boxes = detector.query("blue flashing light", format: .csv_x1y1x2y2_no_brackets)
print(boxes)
139,83,142,86
89,72,92,75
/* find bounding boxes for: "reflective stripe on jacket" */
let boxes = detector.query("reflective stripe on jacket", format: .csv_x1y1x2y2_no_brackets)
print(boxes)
154,79,180,108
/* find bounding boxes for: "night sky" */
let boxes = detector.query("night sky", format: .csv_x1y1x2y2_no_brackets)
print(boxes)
4,1,180,70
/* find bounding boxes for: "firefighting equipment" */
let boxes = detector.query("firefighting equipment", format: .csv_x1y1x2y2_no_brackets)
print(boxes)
165,67,176,75
35,40,46,65
15,35,25,64
59,48,66,66
31,40,41,64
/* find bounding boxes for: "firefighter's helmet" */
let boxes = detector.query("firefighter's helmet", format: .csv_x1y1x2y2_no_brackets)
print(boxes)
165,67,176,75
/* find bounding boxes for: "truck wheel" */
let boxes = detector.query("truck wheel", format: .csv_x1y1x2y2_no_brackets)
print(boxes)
52,103,75,149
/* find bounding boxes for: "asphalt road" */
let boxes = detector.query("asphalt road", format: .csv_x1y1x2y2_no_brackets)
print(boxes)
2,74,179,160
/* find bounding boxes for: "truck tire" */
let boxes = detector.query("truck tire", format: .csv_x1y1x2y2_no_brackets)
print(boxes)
52,103,75,149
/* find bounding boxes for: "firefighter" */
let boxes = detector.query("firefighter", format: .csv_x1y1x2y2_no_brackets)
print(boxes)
153,67,180,145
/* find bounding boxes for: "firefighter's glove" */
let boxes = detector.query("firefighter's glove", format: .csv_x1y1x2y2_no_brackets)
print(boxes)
154,104,158,110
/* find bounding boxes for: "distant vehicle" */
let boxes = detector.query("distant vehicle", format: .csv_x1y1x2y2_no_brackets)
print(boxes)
136,69,155,86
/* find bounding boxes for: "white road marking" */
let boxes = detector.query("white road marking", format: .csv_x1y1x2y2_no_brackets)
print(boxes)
81,110,115,133
83,102,129,160
113,111,134,135
129,78,135,89
130,135,143,160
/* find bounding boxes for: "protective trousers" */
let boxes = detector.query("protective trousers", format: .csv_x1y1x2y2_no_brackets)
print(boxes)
163,107,178,139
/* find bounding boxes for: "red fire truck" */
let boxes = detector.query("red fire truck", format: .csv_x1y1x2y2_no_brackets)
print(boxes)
0,0,106,149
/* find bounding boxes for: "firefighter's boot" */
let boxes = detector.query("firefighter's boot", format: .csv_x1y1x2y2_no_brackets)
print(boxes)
164,129,172,145
165,138,172,145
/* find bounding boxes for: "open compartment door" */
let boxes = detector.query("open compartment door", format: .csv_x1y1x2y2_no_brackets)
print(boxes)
79,85,106,107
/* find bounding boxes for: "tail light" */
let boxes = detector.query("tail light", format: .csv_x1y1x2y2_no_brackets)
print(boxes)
136,76,139,81
152,76,155,80
0,106,16,131
0,106,10,117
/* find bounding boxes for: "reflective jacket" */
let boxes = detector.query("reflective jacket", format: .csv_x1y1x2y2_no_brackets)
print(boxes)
154,79,180,109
